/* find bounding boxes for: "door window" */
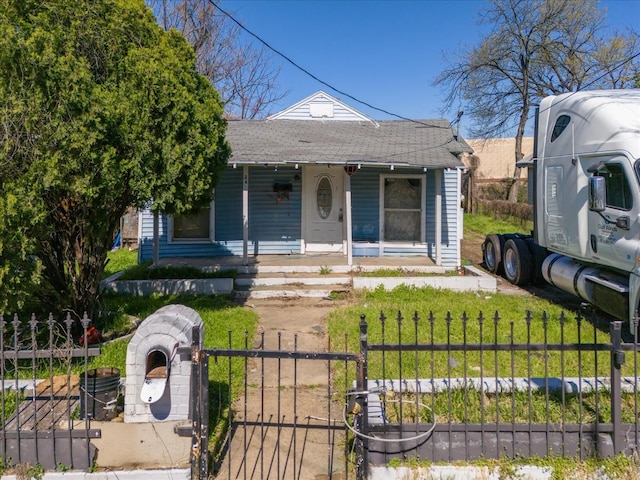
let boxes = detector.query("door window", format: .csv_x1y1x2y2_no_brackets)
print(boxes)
596,163,632,211
316,176,333,219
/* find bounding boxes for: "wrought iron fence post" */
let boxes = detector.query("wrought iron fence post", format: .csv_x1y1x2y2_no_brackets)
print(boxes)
190,325,208,480
355,314,369,480
610,321,624,455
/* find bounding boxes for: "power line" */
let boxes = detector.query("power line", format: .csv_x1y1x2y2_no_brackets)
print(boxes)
209,0,450,129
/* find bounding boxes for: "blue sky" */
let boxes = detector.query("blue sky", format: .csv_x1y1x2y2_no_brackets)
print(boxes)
224,0,639,136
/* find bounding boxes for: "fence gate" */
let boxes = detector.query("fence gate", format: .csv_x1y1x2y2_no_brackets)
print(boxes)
189,328,363,480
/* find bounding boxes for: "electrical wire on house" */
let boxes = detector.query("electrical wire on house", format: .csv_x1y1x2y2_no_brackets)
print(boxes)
209,0,449,129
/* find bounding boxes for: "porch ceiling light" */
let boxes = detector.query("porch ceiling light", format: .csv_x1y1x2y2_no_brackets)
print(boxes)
390,165,395,171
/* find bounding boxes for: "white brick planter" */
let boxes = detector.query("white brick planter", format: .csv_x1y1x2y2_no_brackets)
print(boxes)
352,266,496,292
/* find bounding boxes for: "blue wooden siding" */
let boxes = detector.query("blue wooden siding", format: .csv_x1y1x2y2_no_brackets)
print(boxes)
216,168,243,239
351,167,461,266
441,168,461,267
248,167,302,253
139,165,461,266
425,168,461,267
139,166,303,261
351,169,380,242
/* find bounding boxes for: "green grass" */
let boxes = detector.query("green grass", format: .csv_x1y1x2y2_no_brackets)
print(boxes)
328,285,625,424
354,268,460,277
464,212,532,236
91,293,257,371
104,249,236,281
102,249,138,279
117,261,236,280
382,389,640,425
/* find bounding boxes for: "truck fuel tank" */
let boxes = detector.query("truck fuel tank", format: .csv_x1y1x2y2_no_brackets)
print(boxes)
542,253,629,321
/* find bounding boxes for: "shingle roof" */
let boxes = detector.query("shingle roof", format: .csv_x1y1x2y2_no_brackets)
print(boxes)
225,119,472,169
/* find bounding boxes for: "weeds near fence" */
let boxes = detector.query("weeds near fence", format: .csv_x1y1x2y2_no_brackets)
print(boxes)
328,292,640,463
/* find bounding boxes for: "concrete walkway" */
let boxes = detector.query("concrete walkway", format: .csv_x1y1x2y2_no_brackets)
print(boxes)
214,297,349,480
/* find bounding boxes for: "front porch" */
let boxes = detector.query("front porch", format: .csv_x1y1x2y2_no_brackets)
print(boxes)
155,252,442,275
105,253,496,298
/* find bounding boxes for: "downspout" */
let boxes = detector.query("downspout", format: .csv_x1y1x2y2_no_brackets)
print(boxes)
243,166,249,266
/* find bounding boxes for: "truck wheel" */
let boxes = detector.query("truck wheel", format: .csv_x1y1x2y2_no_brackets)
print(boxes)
503,238,532,286
525,238,548,285
483,234,504,274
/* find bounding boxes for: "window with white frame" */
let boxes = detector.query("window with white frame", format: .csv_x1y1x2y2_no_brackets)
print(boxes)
381,175,425,242
169,200,215,242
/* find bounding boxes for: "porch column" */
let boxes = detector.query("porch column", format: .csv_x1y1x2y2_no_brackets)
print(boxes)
243,166,249,266
153,211,159,266
435,169,442,266
345,171,353,266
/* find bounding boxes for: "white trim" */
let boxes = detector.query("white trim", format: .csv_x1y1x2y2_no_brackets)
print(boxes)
345,171,353,266
267,90,378,125
153,211,159,266
137,210,143,265
242,167,249,265
435,170,442,266
379,174,427,254
305,243,344,253
168,197,216,244
456,167,463,267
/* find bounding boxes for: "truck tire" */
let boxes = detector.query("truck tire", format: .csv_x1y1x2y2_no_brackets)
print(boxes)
503,238,532,286
524,237,548,285
483,234,505,274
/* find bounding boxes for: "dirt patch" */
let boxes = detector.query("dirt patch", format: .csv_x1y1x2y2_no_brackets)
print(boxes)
461,231,487,267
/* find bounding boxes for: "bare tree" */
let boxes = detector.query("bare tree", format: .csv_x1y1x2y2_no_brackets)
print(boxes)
435,0,639,202
148,0,287,119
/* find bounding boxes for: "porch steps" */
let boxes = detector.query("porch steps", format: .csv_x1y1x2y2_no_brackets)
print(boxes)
234,271,352,299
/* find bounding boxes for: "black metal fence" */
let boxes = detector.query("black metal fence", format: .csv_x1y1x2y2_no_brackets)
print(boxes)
354,311,639,470
190,327,362,480
191,311,640,479
0,312,101,471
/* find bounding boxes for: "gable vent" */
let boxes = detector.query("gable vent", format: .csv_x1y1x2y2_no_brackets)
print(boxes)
309,102,334,118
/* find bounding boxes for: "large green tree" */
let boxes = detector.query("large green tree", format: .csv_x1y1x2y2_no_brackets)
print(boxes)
435,0,639,202
0,0,230,316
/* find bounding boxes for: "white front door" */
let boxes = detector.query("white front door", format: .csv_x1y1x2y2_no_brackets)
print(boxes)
303,166,344,252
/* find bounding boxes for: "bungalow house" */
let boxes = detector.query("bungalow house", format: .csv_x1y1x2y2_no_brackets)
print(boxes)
137,91,472,268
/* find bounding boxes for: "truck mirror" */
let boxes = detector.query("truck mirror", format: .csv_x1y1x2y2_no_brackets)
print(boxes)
589,176,606,212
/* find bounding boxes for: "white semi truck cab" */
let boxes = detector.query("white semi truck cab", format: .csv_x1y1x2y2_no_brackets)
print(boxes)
482,89,640,331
